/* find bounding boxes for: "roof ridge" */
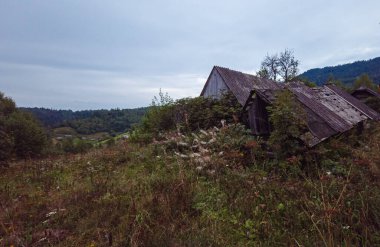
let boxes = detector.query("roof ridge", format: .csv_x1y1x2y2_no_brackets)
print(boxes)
214,65,255,77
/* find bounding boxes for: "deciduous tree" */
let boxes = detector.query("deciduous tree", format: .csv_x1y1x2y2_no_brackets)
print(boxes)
278,49,299,82
259,54,280,81
353,73,377,91
0,91,47,161
267,90,307,159
258,49,299,82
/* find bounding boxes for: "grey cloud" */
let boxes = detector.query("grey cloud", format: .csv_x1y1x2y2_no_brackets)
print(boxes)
0,62,205,110
0,0,379,109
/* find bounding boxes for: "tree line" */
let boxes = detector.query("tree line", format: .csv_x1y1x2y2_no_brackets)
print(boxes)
22,107,148,135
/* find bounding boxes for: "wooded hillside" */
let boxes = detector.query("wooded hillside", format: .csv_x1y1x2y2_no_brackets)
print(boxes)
300,57,380,86
21,107,148,135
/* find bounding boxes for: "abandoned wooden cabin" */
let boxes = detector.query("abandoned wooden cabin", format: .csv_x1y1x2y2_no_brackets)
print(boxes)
200,66,380,147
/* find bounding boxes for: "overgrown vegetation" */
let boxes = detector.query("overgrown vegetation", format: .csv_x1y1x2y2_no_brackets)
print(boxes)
1,89,380,246
1,120,380,246
130,90,242,143
267,89,307,159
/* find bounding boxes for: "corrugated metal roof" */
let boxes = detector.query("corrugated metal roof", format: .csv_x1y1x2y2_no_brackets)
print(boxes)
313,87,368,125
327,85,380,120
288,82,352,132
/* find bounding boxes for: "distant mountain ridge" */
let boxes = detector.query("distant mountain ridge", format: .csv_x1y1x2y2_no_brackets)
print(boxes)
300,57,380,86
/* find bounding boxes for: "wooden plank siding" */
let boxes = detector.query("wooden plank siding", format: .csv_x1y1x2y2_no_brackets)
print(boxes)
200,68,229,99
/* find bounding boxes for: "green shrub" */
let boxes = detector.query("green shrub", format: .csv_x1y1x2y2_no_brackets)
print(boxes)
129,127,153,144
0,128,13,165
60,138,93,153
267,89,307,159
0,92,47,160
5,111,47,158
135,91,242,142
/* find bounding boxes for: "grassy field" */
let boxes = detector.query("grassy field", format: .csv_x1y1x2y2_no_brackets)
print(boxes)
1,123,380,246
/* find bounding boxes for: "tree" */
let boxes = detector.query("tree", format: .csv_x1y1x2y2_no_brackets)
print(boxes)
0,92,16,116
0,93,16,165
140,89,175,135
0,126,13,165
258,49,299,82
259,54,280,81
5,111,47,158
278,49,299,82
353,73,377,91
0,91,47,161
267,90,307,159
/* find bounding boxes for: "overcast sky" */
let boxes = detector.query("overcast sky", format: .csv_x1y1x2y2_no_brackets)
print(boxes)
0,0,379,110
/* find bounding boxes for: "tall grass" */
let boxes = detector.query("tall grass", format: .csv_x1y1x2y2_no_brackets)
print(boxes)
1,123,380,246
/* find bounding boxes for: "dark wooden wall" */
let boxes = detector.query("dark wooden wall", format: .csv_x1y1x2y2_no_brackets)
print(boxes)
248,96,270,135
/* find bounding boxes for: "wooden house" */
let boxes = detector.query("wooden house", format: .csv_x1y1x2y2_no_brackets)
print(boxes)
201,66,380,146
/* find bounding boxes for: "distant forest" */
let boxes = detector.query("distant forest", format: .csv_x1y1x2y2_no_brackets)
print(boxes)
300,57,380,86
20,107,148,135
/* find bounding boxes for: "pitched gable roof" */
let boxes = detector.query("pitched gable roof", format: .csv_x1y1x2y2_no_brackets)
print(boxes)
200,66,280,106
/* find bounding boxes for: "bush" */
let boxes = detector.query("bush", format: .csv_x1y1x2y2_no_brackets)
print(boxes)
5,111,47,158
60,138,93,154
267,89,307,159
0,128,13,165
133,91,242,143
0,92,47,160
